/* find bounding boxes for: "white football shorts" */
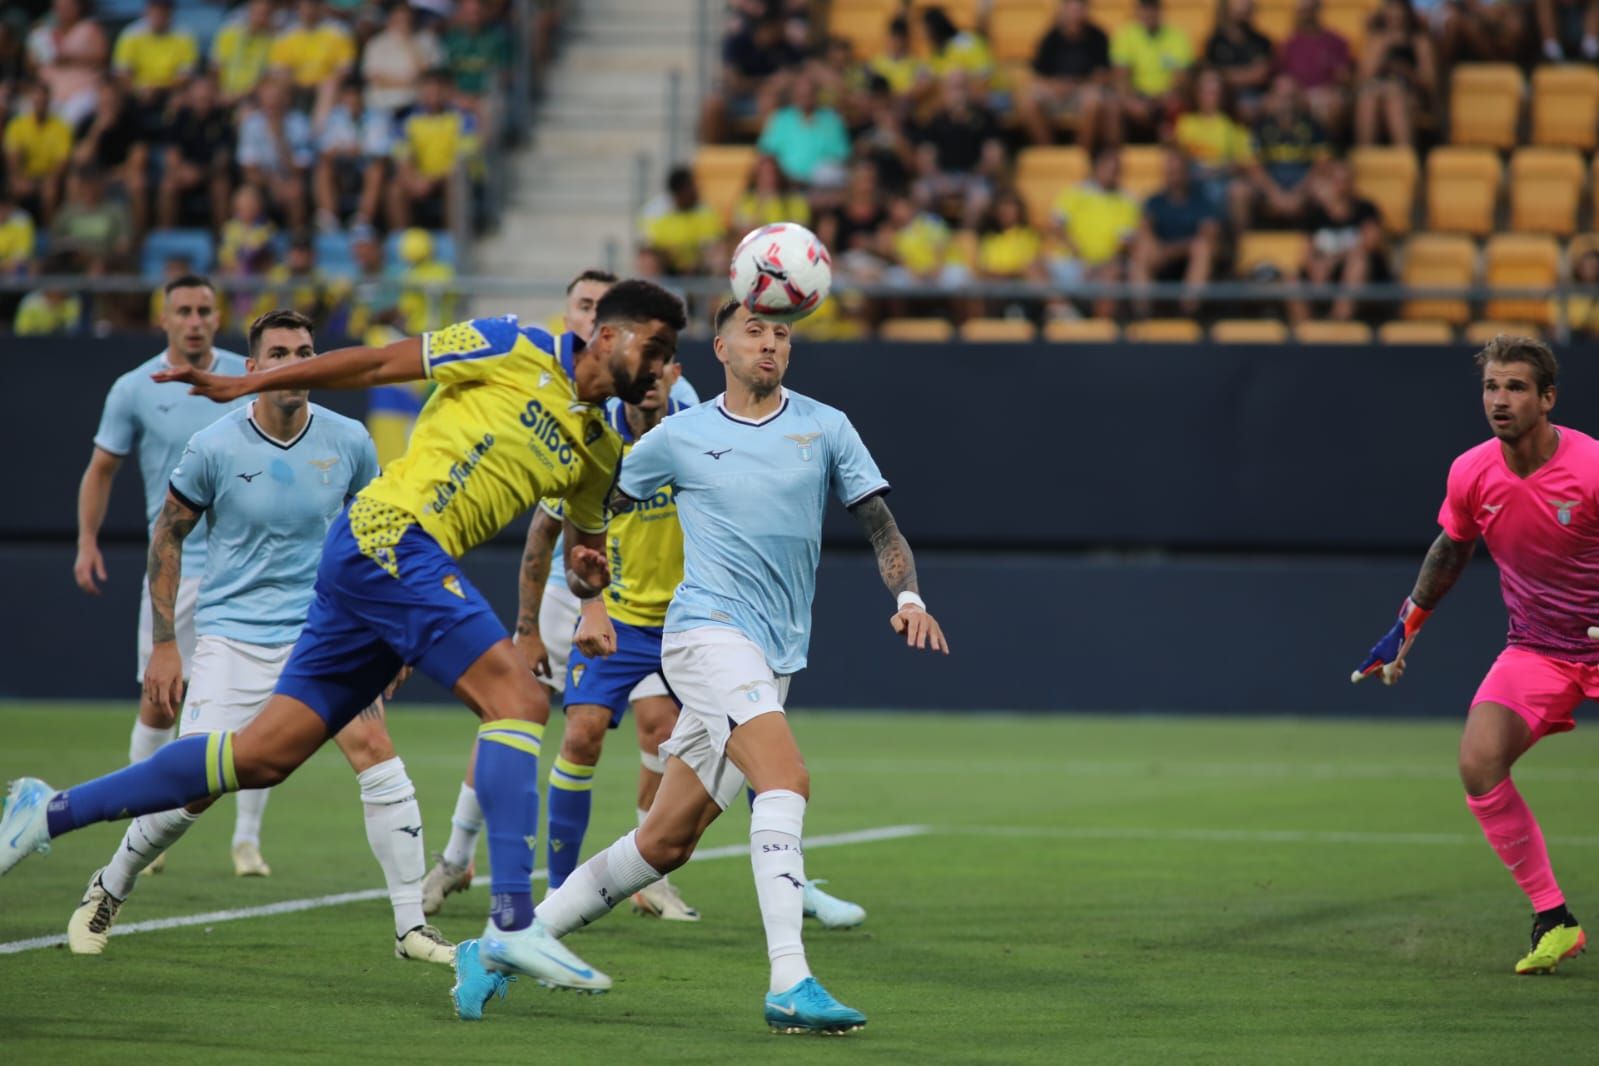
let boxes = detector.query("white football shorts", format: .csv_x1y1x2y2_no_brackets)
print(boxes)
136,574,201,682
178,635,293,737
539,581,669,702
658,626,790,809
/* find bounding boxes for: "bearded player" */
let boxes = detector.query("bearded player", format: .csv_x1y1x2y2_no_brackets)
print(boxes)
1353,335,1594,975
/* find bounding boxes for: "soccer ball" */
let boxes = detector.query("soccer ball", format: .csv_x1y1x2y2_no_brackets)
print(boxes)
729,222,832,323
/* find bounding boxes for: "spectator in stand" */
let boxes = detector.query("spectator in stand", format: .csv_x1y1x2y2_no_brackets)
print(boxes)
974,191,1047,291
212,0,279,108
854,84,918,193
363,1,444,122
732,154,809,233
270,0,356,109
910,70,1006,229
395,226,457,333
1130,146,1222,315
1174,67,1260,226
219,182,277,322
50,166,132,272
757,71,849,185
71,80,149,233
1112,0,1194,144
882,193,971,292
811,35,871,130
1553,249,1599,337
0,191,35,279
1535,0,1599,59
158,73,234,230
639,165,725,276
700,14,803,145
1355,0,1436,147
14,253,82,334
1277,0,1353,135
1049,147,1141,319
868,17,921,99
443,0,512,125
1292,158,1386,324
111,0,199,119
326,222,403,340
387,68,476,230
24,0,109,127
5,81,72,225
238,73,314,230
1238,73,1327,228
0,23,26,87
1205,0,1274,121
918,6,995,91
814,160,888,280
252,232,327,325
313,76,391,230
1016,0,1111,154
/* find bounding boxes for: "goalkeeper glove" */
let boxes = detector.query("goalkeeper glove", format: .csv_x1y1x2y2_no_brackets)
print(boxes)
1351,597,1432,684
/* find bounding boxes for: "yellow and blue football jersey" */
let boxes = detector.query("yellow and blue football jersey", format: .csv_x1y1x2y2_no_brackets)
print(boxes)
601,399,687,628
357,315,622,560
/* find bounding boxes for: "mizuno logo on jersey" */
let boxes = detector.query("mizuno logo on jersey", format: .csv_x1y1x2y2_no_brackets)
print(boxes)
785,433,820,461
237,471,262,483
156,402,177,413
704,448,732,460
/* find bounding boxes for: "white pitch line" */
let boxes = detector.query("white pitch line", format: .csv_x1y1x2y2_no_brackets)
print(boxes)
0,824,930,957
946,825,1599,848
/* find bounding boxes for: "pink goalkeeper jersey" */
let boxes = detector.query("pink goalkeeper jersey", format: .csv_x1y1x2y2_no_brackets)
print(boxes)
1439,426,1599,663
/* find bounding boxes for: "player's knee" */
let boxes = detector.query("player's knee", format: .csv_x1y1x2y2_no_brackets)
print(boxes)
233,743,296,789
637,827,696,873
561,727,605,766
1458,747,1511,796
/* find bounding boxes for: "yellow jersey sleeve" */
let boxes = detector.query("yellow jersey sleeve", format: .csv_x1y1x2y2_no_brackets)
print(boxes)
420,315,525,384
564,430,621,534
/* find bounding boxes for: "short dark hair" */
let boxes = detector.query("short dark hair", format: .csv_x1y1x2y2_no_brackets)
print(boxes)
1475,335,1559,394
249,309,316,359
164,273,215,297
667,166,694,195
594,279,687,333
713,298,742,334
566,268,618,294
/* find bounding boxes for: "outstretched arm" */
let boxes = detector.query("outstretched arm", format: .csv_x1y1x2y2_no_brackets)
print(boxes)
512,506,563,678
152,337,425,402
145,490,202,716
851,495,949,653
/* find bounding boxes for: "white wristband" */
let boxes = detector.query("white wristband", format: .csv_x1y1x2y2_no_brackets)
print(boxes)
897,591,926,612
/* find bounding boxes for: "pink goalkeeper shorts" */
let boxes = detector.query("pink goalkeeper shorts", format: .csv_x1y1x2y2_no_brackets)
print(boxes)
1472,645,1599,739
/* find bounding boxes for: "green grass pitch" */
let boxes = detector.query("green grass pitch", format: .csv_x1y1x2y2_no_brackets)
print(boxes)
2,703,1597,1064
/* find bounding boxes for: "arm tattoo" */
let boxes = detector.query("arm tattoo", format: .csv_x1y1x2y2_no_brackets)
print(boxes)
515,509,562,636
1410,531,1476,611
851,495,918,599
147,493,201,644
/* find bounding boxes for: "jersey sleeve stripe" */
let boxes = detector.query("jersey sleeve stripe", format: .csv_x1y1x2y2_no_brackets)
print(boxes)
92,439,130,458
425,348,505,370
844,483,891,509
168,481,205,513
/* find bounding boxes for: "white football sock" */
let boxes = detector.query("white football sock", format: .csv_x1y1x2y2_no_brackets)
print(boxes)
102,807,199,899
231,788,270,846
358,758,427,937
750,789,811,993
128,720,173,764
441,782,482,870
536,829,660,937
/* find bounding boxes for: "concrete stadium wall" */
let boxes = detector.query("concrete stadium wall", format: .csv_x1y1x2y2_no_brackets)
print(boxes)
4,335,1588,714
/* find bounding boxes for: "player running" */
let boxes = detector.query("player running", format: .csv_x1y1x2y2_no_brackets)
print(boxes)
66,310,451,964
75,275,254,874
457,301,949,1034
1352,335,1593,975
1,282,686,1013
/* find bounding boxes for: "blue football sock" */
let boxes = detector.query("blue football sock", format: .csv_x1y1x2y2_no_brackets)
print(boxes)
474,718,543,931
746,785,757,811
46,732,238,837
546,756,596,890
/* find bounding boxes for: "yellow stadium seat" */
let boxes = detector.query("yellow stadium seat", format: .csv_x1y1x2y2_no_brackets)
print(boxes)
829,3,897,57
1485,234,1560,325
1465,320,1545,345
692,146,757,224
1402,232,1477,324
1379,320,1454,344
1119,145,1167,201
1532,65,1599,150
1425,147,1502,236
880,317,956,342
1351,147,1419,234
1089,0,1135,34
1212,319,1289,343
1164,0,1217,53
1509,148,1582,236
990,3,1055,63
1043,317,1120,342
1294,320,1373,343
1450,63,1525,148
1255,0,1297,41
1592,155,1599,230
1236,231,1309,279
1320,0,1369,53
1125,318,1203,342
911,0,983,27
1017,146,1091,228
960,317,1038,341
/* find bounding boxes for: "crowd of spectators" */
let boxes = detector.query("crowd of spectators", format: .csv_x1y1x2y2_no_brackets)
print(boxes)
646,0,1599,338
0,0,514,335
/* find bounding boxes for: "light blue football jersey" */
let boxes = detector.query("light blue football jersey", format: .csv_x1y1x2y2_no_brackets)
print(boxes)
92,348,249,570
546,380,700,588
169,403,380,646
616,389,889,674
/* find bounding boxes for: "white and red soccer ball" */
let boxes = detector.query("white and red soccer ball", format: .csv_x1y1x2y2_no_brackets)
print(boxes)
729,222,832,324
